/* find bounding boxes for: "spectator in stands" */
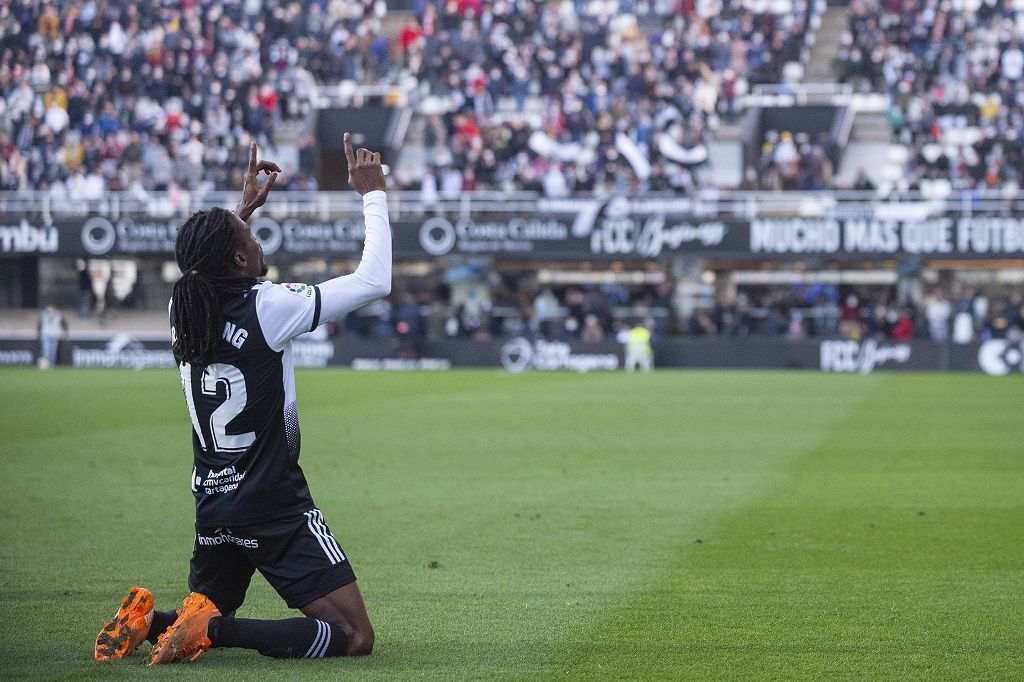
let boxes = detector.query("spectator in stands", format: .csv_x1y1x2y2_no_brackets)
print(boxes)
420,165,440,208
532,288,560,339
852,169,875,191
76,260,94,318
925,289,952,343
839,294,862,340
890,309,915,342
580,314,605,343
1004,293,1024,341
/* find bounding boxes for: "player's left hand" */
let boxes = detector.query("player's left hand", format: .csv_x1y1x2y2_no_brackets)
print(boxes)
237,142,282,221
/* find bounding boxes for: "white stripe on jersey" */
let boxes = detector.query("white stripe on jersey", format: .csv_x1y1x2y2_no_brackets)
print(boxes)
304,620,325,658
313,509,347,562
304,510,343,564
179,364,208,450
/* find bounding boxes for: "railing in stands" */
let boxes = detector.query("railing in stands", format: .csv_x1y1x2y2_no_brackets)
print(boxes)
2,190,1024,221
742,83,890,112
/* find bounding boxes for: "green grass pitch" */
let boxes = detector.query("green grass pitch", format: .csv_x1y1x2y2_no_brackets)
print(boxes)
1,368,1022,680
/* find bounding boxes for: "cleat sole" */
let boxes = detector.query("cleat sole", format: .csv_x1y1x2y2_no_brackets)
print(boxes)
94,587,154,661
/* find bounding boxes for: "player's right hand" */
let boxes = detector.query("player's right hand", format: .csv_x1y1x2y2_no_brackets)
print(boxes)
237,141,281,221
345,132,386,195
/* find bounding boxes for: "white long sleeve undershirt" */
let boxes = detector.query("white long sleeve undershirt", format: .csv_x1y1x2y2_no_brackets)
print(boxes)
254,190,392,352
316,189,392,322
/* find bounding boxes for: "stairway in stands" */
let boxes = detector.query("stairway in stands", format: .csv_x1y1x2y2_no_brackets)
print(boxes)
800,4,907,191
803,6,847,84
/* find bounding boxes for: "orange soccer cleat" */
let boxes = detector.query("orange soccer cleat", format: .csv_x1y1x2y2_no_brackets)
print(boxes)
149,592,221,665
94,587,155,660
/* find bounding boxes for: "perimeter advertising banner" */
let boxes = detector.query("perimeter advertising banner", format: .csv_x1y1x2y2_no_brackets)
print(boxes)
4,205,1024,260
2,335,1021,375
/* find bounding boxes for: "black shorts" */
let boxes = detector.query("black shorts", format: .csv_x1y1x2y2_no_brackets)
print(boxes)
188,508,356,613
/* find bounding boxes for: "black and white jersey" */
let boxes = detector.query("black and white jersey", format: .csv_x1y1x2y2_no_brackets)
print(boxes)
173,281,325,525
171,191,392,526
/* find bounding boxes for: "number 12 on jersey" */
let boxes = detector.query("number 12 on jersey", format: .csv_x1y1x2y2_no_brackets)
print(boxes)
180,362,256,454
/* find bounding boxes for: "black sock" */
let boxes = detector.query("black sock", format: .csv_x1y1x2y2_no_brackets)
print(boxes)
207,616,349,658
146,610,179,644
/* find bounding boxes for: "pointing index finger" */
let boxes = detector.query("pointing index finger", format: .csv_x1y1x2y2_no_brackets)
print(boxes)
248,141,257,175
344,132,356,166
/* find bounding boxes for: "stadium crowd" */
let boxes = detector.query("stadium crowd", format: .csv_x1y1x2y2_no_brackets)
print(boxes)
0,0,816,196
0,0,385,194
841,0,1024,194
395,0,814,195
10,0,1024,197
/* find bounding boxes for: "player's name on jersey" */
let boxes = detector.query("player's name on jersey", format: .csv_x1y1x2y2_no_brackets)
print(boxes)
223,322,249,349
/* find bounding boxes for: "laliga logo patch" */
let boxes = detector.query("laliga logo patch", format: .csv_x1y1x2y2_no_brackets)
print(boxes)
281,283,310,297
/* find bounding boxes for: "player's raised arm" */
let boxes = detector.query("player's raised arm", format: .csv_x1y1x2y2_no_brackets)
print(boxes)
236,142,282,222
316,132,392,317
254,132,391,351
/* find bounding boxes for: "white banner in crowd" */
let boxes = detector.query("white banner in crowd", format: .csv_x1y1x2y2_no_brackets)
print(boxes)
656,134,709,166
527,131,585,163
615,132,652,181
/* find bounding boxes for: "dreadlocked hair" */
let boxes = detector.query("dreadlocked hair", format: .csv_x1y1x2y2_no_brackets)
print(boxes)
171,207,256,367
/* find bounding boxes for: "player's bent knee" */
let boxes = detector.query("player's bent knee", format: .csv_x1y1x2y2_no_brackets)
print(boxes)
346,626,374,656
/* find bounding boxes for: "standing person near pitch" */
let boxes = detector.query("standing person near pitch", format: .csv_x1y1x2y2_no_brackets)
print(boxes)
94,134,390,664
620,318,654,373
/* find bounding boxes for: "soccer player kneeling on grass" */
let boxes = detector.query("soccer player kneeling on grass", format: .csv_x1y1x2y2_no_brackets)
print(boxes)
94,134,390,664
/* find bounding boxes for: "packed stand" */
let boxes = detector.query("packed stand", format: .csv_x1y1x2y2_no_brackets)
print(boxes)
0,0,387,194
0,0,818,197
327,265,1022,347
394,0,815,196
840,0,1024,193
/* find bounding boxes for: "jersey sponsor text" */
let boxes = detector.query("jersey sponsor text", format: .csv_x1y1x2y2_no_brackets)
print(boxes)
201,465,246,495
196,531,259,548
